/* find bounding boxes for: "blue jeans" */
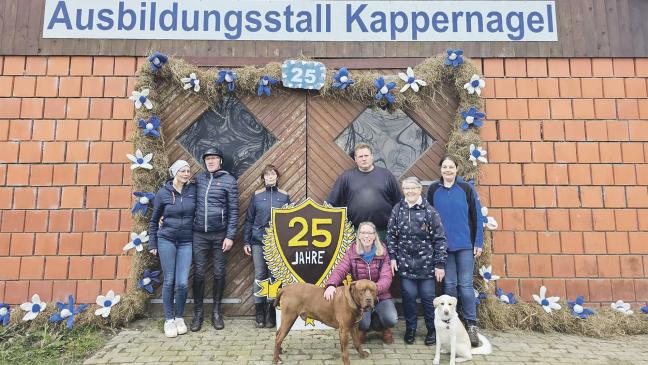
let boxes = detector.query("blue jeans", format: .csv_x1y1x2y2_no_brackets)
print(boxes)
358,298,398,331
400,277,436,332
443,249,476,322
158,238,192,320
251,244,270,304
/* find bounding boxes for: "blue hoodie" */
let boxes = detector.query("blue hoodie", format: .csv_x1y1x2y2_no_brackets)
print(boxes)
426,176,483,251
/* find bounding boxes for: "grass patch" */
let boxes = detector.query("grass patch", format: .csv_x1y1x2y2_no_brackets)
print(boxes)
0,324,112,365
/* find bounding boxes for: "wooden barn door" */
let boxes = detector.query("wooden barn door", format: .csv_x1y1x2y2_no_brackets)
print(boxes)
157,74,457,316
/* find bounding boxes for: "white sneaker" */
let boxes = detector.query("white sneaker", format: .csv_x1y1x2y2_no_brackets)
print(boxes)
164,319,178,338
175,317,187,335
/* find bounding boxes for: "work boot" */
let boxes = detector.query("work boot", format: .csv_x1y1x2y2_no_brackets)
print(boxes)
255,303,266,328
190,279,204,332
404,327,416,344
467,321,480,347
425,329,436,346
211,279,225,330
382,328,394,344
264,301,276,328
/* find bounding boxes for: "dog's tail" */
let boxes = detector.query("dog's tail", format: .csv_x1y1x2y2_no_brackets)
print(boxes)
471,333,492,355
274,288,283,309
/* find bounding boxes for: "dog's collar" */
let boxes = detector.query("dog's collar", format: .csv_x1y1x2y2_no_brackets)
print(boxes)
441,318,451,329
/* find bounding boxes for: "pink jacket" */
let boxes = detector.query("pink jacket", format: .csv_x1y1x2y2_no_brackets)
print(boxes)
326,243,393,300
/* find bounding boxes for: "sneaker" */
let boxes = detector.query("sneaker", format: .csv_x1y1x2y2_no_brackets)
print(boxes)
467,325,480,347
164,319,178,338
175,318,187,335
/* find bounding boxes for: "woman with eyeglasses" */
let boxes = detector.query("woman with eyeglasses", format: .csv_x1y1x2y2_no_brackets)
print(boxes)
386,176,448,346
324,221,397,344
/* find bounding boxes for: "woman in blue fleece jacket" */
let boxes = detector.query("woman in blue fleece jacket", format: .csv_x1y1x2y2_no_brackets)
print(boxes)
426,155,484,347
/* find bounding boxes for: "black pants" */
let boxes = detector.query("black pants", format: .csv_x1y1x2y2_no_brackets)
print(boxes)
192,230,227,301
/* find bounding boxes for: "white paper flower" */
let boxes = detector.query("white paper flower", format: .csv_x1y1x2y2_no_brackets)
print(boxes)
181,73,200,92
398,67,427,93
123,231,149,252
129,89,153,109
532,286,561,313
20,294,47,321
469,144,488,166
611,300,633,315
479,265,500,284
95,290,120,317
481,207,498,230
463,74,486,95
126,149,153,170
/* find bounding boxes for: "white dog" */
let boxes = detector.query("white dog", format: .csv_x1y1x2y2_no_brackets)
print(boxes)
432,295,492,365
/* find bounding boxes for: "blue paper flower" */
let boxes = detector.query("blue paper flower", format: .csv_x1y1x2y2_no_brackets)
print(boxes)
0,304,10,327
374,76,396,109
460,107,486,130
148,51,168,72
474,289,487,305
496,288,517,304
469,144,488,166
445,49,464,68
137,116,161,138
138,270,162,294
567,296,595,319
641,306,648,314
332,68,354,90
216,70,237,92
49,295,88,329
132,192,155,216
257,75,279,96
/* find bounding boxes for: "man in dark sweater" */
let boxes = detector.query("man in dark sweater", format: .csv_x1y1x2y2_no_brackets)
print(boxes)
326,143,402,237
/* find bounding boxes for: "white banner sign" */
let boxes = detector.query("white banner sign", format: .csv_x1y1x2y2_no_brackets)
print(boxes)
43,0,557,42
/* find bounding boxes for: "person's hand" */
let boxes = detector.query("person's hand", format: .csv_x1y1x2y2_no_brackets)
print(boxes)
222,238,234,252
149,249,157,256
390,259,398,276
324,286,336,301
435,268,445,282
158,216,164,226
474,247,483,258
243,245,252,256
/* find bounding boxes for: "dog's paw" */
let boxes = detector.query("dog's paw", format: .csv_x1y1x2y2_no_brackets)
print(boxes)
359,349,370,358
433,357,440,365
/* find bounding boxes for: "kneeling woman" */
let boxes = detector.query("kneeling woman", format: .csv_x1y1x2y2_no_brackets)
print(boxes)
148,160,196,338
324,221,397,344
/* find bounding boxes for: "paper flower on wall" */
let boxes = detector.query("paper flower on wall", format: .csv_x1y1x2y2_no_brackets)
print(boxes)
463,74,486,95
123,231,149,252
138,116,161,138
138,270,162,294
216,70,237,92
0,304,10,327
132,192,155,216
257,75,279,96
374,76,396,109
481,207,498,230
479,265,500,284
469,144,488,166
181,73,200,92
332,68,354,90
445,49,464,67
496,288,517,304
399,67,427,93
20,294,47,321
641,306,648,314
148,51,168,72
460,107,485,130
533,286,561,313
127,149,153,170
611,300,633,315
567,296,595,319
129,89,153,110
474,289,487,305
95,290,120,318
49,295,88,329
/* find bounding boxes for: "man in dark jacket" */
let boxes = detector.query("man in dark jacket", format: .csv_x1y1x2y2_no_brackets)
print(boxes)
191,147,239,331
326,143,402,238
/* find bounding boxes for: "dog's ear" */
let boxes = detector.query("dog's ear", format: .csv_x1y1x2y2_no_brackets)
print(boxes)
349,281,357,294
433,296,442,308
449,296,458,306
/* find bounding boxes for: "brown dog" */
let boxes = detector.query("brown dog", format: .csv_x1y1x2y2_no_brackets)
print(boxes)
273,279,378,365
